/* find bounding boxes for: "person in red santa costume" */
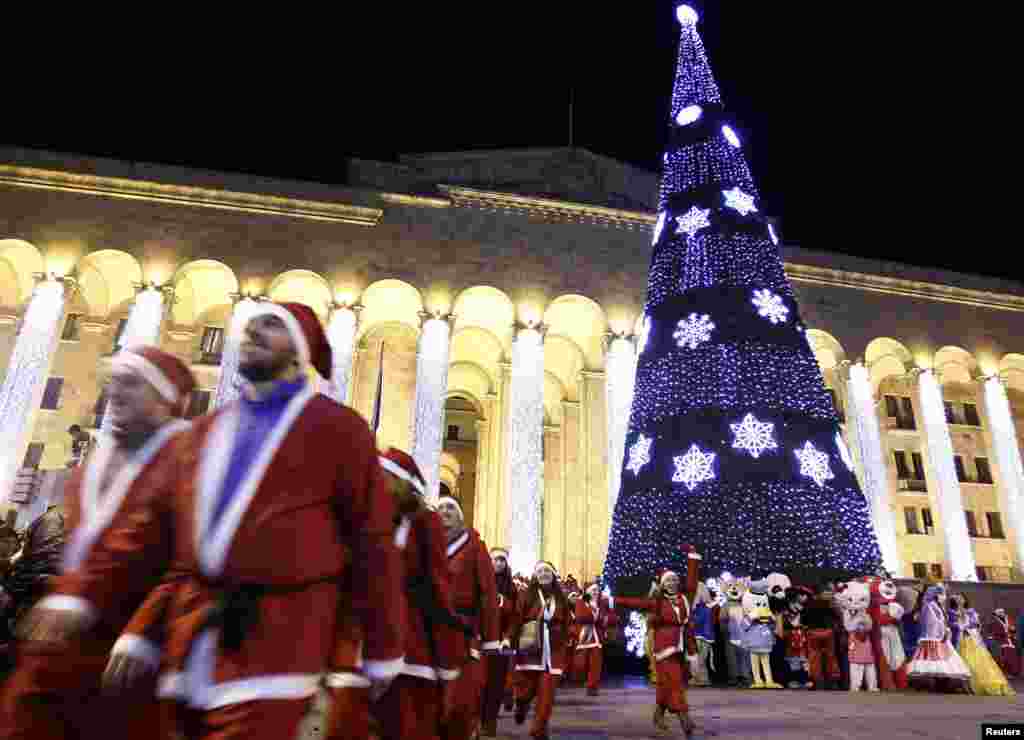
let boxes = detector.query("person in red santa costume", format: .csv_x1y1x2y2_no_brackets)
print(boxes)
505,561,571,740
1,346,195,740
19,302,405,740
859,575,907,690
436,495,500,740
479,546,516,737
574,581,619,696
324,448,461,740
609,545,703,737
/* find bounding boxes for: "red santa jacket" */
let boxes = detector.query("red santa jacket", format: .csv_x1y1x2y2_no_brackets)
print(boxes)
61,388,404,709
507,588,573,675
446,527,500,660
614,550,701,662
574,597,619,650
34,419,190,666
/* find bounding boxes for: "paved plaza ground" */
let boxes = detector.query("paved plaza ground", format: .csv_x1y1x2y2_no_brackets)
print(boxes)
488,677,1024,740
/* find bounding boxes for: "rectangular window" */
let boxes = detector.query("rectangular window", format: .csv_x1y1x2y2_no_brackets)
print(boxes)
61,313,82,341
922,507,934,535
93,389,109,429
911,452,926,480
885,395,900,417
894,450,911,479
954,455,968,482
976,565,989,582
39,377,64,410
930,563,944,579
987,512,1005,539
975,457,993,484
185,390,212,420
200,327,224,361
944,401,956,425
965,510,978,537
447,424,459,441
899,397,916,428
22,442,45,469
112,318,128,352
904,507,920,534
912,562,928,579
963,403,981,427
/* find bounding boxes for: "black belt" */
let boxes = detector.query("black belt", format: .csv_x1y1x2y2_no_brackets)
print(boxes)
199,573,342,652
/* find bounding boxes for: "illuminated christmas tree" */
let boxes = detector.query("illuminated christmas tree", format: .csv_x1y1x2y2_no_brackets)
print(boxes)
603,5,881,587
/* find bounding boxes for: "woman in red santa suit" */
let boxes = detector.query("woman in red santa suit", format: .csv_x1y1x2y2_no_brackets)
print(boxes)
506,561,572,740
574,582,619,696
480,547,516,737
610,546,703,737
437,495,501,740
1,346,195,740
325,448,461,740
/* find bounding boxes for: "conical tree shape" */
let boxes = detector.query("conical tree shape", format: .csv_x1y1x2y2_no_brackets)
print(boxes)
603,5,882,587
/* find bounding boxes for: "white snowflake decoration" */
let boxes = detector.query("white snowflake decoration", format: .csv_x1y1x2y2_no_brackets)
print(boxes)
673,444,717,491
673,313,715,350
752,289,789,325
637,315,652,355
796,441,835,488
652,211,667,246
836,431,854,471
625,611,647,657
723,187,758,216
626,434,653,475
675,206,712,238
730,413,778,459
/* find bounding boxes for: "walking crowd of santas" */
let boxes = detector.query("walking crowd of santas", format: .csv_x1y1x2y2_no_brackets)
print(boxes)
0,300,625,740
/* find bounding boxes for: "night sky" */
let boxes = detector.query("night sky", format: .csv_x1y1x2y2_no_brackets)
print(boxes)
4,4,1011,283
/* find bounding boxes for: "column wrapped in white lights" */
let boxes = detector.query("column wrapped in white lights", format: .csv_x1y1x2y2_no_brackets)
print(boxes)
847,363,901,574
213,296,262,409
982,376,1024,569
504,324,545,575
101,286,168,434
917,369,977,581
326,304,359,404
0,278,67,504
411,313,452,500
605,334,637,515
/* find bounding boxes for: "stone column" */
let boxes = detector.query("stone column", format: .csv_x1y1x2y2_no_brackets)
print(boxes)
101,284,171,434
504,323,546,575
981,375,1024,573
561,399,584,580
490,369,511,549
846,362,901,574
542,422,564,570
915,369,977,581
605,333,637,519
411,312,453,500
581,369,608,582
325,303,361,405
213,295,264,409
0,276,69,505
474,415,490,535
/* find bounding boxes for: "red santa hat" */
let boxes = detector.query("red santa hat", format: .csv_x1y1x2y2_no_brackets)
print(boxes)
112,345,197,416
378,448,427,498
437,496,464,521
534,560,558,577
242,301,333,379
659,570,680,586
490,547,510,560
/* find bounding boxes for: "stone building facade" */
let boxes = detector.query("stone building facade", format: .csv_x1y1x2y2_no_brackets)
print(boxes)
1,146,1022,583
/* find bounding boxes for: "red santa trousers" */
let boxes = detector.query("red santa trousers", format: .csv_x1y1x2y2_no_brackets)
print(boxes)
806,629,841,684
655,654,689,714
439,657,483,740
577,647,603,690
375,675,442,740
481,654,511,726
514,669,560,738
325,686,369,740
1,650,160,740
173,698,312,740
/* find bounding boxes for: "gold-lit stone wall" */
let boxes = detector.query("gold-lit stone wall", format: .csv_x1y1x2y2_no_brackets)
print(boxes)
2,147,1024,583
